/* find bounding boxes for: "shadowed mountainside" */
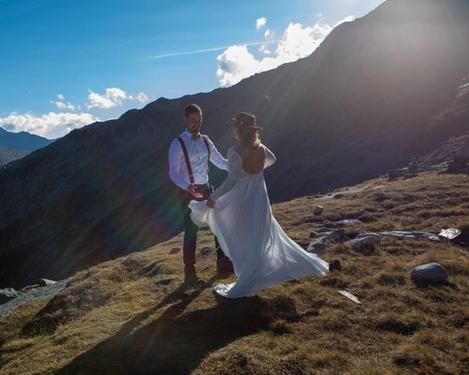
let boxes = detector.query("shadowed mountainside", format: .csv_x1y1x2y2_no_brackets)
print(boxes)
1,0,469,288
0,127,54,166
0,147,29,167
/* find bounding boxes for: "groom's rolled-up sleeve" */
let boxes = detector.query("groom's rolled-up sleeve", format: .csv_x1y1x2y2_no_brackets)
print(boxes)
168,140,188,191
207,138,228,170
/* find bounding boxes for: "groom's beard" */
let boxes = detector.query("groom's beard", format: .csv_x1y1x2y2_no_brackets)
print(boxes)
188,127,201,135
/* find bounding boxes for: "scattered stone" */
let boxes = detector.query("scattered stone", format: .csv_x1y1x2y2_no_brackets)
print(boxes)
307,237,327,255
313,205,323,216
169,247,180,254
438,228,461,241
329,260,342,272
332,219,361,226
308,227,348,255
0,288,21,304
411,263,448,286
342,230,360,242
20,284,40,292
338,290,361,304
380,230,440,241
200,247,213,257
346,233,381,250
310,228,338,238
38,279,57,287
318,185,368,200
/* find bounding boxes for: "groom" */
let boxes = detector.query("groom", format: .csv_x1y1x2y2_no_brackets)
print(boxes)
168,103,234,284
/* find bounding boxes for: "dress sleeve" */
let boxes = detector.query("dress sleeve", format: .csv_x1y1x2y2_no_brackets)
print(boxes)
210,149,242,201
264,145,277,169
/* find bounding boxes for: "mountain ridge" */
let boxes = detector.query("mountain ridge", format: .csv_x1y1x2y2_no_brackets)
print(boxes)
1,0,469,288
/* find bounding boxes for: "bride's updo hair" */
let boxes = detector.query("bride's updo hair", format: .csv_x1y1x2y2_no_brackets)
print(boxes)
229,112,262,148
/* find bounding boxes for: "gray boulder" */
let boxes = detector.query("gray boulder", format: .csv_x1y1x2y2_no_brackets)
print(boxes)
346,233,381,250
310,228,344,241
380,230,440,241
307,237,327,255
0,288,21,304
411,263,448,285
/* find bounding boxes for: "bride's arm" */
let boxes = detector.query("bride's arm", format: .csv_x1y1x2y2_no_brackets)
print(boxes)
210,150,242,202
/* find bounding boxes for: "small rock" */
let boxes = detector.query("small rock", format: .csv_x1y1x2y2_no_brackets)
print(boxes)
313,205,323,216
169,247,180,254
438,228,461,241
200,247,213,257
332,219,361,226
307,238,327,255
0,288,21,304
329,260,342,272
411,263,448,286
338,290,361,304
310,228,344,241
38,279,57,287
346,233,381,250
342,230,360,241
380,231,440,241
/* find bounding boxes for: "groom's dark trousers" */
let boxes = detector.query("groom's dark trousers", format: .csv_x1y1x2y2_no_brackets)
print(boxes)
178,183,230,267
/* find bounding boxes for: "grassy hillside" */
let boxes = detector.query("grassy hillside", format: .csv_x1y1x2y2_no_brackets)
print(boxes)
1,172,468,375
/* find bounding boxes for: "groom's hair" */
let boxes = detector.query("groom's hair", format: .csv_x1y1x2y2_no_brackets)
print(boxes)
185,104,202,117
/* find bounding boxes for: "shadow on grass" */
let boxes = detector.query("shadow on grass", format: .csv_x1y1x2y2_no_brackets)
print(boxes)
54,278,298,375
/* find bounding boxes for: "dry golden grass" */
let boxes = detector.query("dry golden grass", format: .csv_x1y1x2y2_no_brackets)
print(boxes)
0,172,468,374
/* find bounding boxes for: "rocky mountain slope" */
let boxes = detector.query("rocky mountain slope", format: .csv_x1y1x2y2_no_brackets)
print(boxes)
1,0,469,288
0,147,29,167
0,171,468,374
0,127,54,165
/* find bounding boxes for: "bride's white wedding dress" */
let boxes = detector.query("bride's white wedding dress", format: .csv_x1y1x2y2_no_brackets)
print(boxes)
188,145,329,298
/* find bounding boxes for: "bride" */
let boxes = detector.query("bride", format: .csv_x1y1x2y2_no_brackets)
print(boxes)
188,112,329,298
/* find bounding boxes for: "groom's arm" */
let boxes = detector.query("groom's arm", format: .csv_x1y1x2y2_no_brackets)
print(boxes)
168,140,189,191
207,137,228,171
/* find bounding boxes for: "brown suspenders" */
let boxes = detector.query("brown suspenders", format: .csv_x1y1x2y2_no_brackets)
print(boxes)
176,135,211,185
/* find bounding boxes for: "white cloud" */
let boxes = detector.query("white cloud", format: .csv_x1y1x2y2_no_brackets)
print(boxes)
50,94,78,111
217,18,349,86
264,28,274,39
0,112,99,139
256,17,267,30
86,87,126,109
50,100,77,111
86,87,149,109
136,92,149,103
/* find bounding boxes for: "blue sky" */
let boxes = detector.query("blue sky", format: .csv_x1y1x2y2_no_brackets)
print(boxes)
0,0,385,138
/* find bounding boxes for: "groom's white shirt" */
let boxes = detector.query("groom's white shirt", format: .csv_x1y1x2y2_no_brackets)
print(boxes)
168,130,228,191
